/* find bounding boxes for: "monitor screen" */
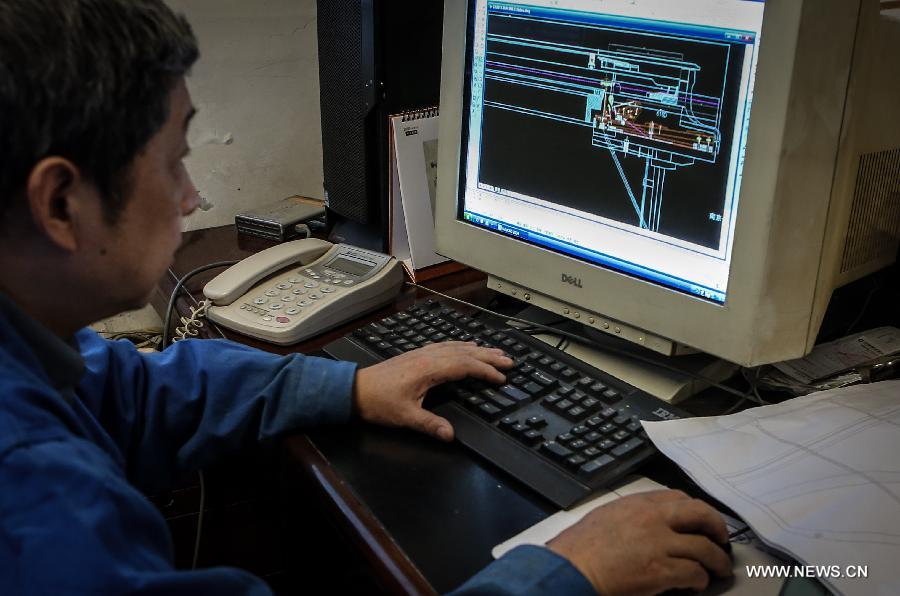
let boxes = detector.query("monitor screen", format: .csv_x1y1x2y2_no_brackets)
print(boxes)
458,0,766,303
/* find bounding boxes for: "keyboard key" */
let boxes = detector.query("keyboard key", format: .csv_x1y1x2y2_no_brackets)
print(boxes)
597,439,616,452
522,429,544,446
477,403,503,420
462,396,484,410
568,390,587,403
510,375,528,386
584,431,603,443
582,446,603,459
564,406,586,421
540,441,573,460
371,324,391,335
517,364,535,376
499,417,517,431
556,384,574,397
599,407,617,420
531,370,557,387
579,455,616,477
511,423,529,435
499,385,530,404
525,416,547,429
581,397,602,412
560,367,578,379
543,394,562,406
554,399,574,411
589,382,607,395
538,357,553,367
611,437,646,458
598,423,616,435
571,425,589,436
601,389,622,404
575,377,595,389
522,381,544,396
586,416,603,428
489,395,516,411
549,362,565,373
565,454,587,470
557,432,575,444
569,439,588,451
613,413,630,426
612,429,630,442
626,421,643,434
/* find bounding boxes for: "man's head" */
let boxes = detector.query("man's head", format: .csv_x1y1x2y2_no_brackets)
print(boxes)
0,0,201,332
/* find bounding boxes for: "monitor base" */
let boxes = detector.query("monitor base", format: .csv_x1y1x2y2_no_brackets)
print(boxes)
513,306,739,404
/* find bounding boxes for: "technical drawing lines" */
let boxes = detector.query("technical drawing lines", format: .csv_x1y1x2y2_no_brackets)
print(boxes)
482,27,729,232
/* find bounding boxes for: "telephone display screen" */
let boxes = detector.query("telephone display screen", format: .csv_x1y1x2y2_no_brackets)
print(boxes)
329,256,376,277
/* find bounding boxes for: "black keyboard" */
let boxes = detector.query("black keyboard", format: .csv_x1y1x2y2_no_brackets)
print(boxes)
323,299,689,508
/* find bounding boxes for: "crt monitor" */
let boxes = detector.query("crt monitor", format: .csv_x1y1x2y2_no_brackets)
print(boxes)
435,0,900,367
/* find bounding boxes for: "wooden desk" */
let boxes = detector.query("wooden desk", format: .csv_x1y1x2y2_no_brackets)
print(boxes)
154,225,732,595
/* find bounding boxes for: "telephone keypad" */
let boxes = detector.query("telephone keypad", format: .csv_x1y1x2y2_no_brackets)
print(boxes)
246,271,349,324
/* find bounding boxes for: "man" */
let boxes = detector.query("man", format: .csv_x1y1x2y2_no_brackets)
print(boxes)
0,1,733,594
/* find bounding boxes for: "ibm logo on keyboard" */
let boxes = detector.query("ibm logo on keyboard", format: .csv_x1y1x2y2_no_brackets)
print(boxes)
561,273,582,288
652,408,679,421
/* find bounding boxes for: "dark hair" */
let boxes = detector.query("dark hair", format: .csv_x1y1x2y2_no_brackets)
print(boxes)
0,0,198,224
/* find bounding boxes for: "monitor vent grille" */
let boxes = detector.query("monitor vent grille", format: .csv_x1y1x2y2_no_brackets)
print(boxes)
840,148,900,274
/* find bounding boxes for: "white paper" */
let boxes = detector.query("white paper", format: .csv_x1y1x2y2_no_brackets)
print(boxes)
772,327,900,384
644,381,900,596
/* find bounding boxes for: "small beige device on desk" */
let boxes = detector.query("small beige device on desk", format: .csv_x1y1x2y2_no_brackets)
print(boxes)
203,239,404,344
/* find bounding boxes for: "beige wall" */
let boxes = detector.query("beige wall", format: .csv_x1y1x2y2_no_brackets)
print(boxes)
167,0,324,231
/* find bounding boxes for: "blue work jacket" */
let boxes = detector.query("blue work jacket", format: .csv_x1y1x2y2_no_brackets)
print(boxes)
0,294,592,595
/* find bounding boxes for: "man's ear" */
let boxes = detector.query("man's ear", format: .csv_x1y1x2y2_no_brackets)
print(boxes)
25,157,89,253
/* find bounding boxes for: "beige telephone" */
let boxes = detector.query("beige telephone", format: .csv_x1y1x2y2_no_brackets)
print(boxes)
203,239,404,345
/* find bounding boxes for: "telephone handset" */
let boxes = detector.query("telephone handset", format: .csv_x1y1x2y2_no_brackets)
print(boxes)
203,239,404,345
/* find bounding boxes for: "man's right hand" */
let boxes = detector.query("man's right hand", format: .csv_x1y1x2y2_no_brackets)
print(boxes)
547,490,733,595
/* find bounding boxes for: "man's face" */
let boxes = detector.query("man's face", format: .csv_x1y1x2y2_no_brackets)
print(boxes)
85,78,199,312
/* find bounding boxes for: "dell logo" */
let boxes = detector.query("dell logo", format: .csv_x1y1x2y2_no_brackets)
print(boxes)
561,274,583,288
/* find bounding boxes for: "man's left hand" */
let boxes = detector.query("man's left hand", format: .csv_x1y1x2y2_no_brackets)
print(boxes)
351,342,514,441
